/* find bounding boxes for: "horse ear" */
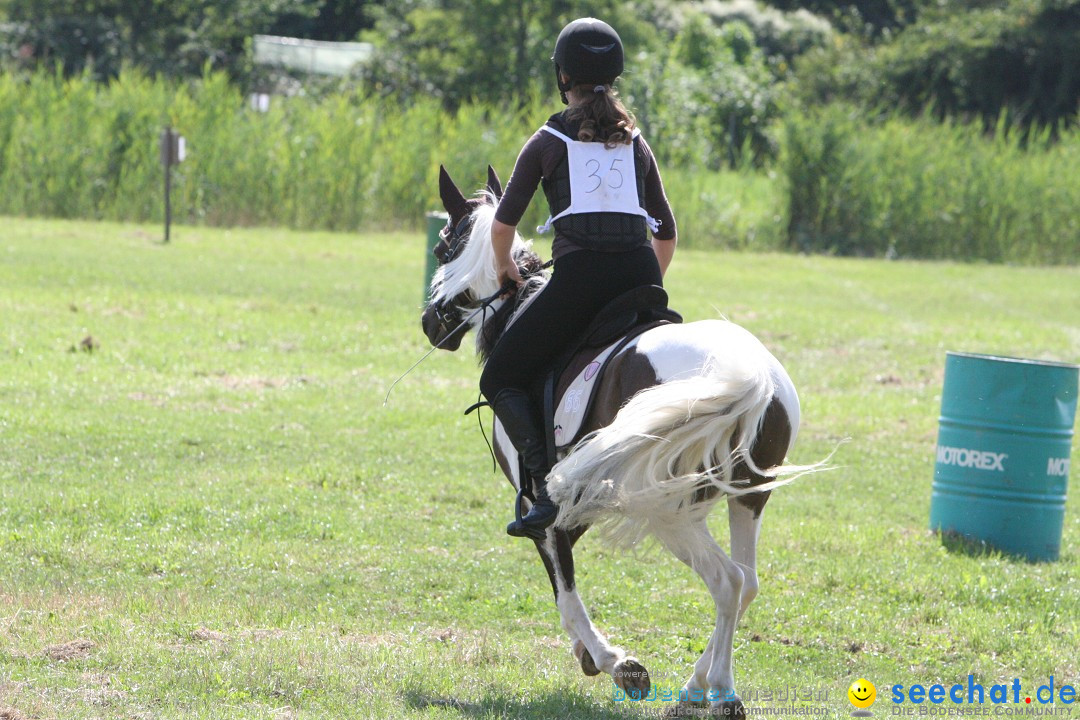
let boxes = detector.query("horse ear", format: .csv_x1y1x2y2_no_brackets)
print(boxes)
486,165,503,201
439,165,470,223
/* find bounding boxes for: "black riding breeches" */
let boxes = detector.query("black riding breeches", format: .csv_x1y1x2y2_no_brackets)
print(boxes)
478,245,663,402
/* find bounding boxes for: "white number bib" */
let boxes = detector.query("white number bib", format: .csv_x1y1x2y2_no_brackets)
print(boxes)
536,126,659,234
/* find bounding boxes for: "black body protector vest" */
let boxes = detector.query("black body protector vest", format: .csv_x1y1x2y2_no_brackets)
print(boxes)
538,114,660,252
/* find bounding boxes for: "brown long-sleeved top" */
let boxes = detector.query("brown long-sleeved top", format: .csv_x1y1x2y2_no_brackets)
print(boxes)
494,116,677,259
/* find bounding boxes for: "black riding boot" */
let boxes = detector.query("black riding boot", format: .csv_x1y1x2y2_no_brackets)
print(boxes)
490,388,558,540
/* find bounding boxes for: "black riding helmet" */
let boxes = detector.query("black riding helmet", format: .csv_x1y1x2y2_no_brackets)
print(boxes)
552,18,624,105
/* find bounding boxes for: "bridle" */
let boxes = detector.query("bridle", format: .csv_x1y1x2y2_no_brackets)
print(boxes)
429,214,478,333
431,291,468,331
428,210,551,338
433,214,474,265
390,208,549,406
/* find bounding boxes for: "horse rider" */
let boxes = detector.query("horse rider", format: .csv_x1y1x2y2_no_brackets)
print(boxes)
480,17,679,539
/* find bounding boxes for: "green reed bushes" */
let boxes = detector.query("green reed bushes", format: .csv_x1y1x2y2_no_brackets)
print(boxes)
0,68,769,249
782,106,1080,264
662,167,784,250
2,69,1076,262
0,70,170,223
0,72,99,217
0,69,550,231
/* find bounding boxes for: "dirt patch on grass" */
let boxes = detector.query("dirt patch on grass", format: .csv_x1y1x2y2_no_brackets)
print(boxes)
102,306,144,319
44,638,95,661
191,627,227,642
431,628,455,643
342,632,402,648
80,673,127,707
216,375,292,391
128,391,169,406
536,636,566,650
0,708,26,720
188,400,257,414
248,628,287,641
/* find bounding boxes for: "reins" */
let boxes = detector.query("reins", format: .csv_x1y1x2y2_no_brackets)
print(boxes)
382,279,517,406
385,235,553,483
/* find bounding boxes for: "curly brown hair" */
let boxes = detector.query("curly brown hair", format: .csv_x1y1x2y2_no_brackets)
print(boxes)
563,84,636,148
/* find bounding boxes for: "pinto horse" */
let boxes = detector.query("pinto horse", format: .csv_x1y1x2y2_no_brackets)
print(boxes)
421,165,817,715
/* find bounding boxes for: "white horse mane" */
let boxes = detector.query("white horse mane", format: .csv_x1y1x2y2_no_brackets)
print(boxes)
427,195,549,354
428,196,534,307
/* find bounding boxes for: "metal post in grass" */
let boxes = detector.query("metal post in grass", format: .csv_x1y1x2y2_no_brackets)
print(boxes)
424,211,448,301
727,113,738,169
159,127,186,243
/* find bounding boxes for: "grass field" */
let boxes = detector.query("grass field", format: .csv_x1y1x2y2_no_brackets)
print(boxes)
1,217,1078,720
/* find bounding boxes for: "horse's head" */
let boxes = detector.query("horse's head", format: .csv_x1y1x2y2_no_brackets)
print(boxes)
420,165,504,351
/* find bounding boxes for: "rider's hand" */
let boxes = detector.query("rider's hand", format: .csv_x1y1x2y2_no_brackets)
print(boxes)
496,258,523,295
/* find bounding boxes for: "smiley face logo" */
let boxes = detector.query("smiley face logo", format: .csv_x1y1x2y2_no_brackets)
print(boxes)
848,678,877,715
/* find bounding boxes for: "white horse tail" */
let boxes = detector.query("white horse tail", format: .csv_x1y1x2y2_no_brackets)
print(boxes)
547,354,803,547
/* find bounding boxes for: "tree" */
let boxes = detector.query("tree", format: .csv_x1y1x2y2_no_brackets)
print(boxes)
877,0,1080,128
758,0,924,34
0,0,376,80
358,0,669,107
790,0,1080,130
267,0,373,41
637,12,782,169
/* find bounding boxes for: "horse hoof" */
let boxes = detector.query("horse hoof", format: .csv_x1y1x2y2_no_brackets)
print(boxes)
572,640,601,676
580,649,600,676
613,657,650,699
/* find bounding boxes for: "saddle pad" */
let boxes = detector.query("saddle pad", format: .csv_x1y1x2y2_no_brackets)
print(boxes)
551,338,632,451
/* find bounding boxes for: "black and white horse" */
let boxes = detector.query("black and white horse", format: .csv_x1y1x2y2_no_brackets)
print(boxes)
421,166,819,715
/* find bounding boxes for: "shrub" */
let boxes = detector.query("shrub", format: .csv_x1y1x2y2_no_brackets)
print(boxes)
781,106,1080,263
789,0,1080,131
627,11,783,169
1,68,1076,263
700,0,834,60
878,0,1080,129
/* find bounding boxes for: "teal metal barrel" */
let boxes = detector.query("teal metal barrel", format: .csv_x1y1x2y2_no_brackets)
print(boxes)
424,211,448,302
930,352,1078,561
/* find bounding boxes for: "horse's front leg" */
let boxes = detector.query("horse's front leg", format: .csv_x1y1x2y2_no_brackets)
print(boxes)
497,421,647,696
533,526,650,698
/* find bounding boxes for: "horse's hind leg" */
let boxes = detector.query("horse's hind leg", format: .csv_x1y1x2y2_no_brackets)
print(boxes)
729,492,769,621
655,520,746,715
535,528,649,697
730,393,788,619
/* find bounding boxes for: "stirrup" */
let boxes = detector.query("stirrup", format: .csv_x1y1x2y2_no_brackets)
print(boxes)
506,486,557,541
506,511,556,540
